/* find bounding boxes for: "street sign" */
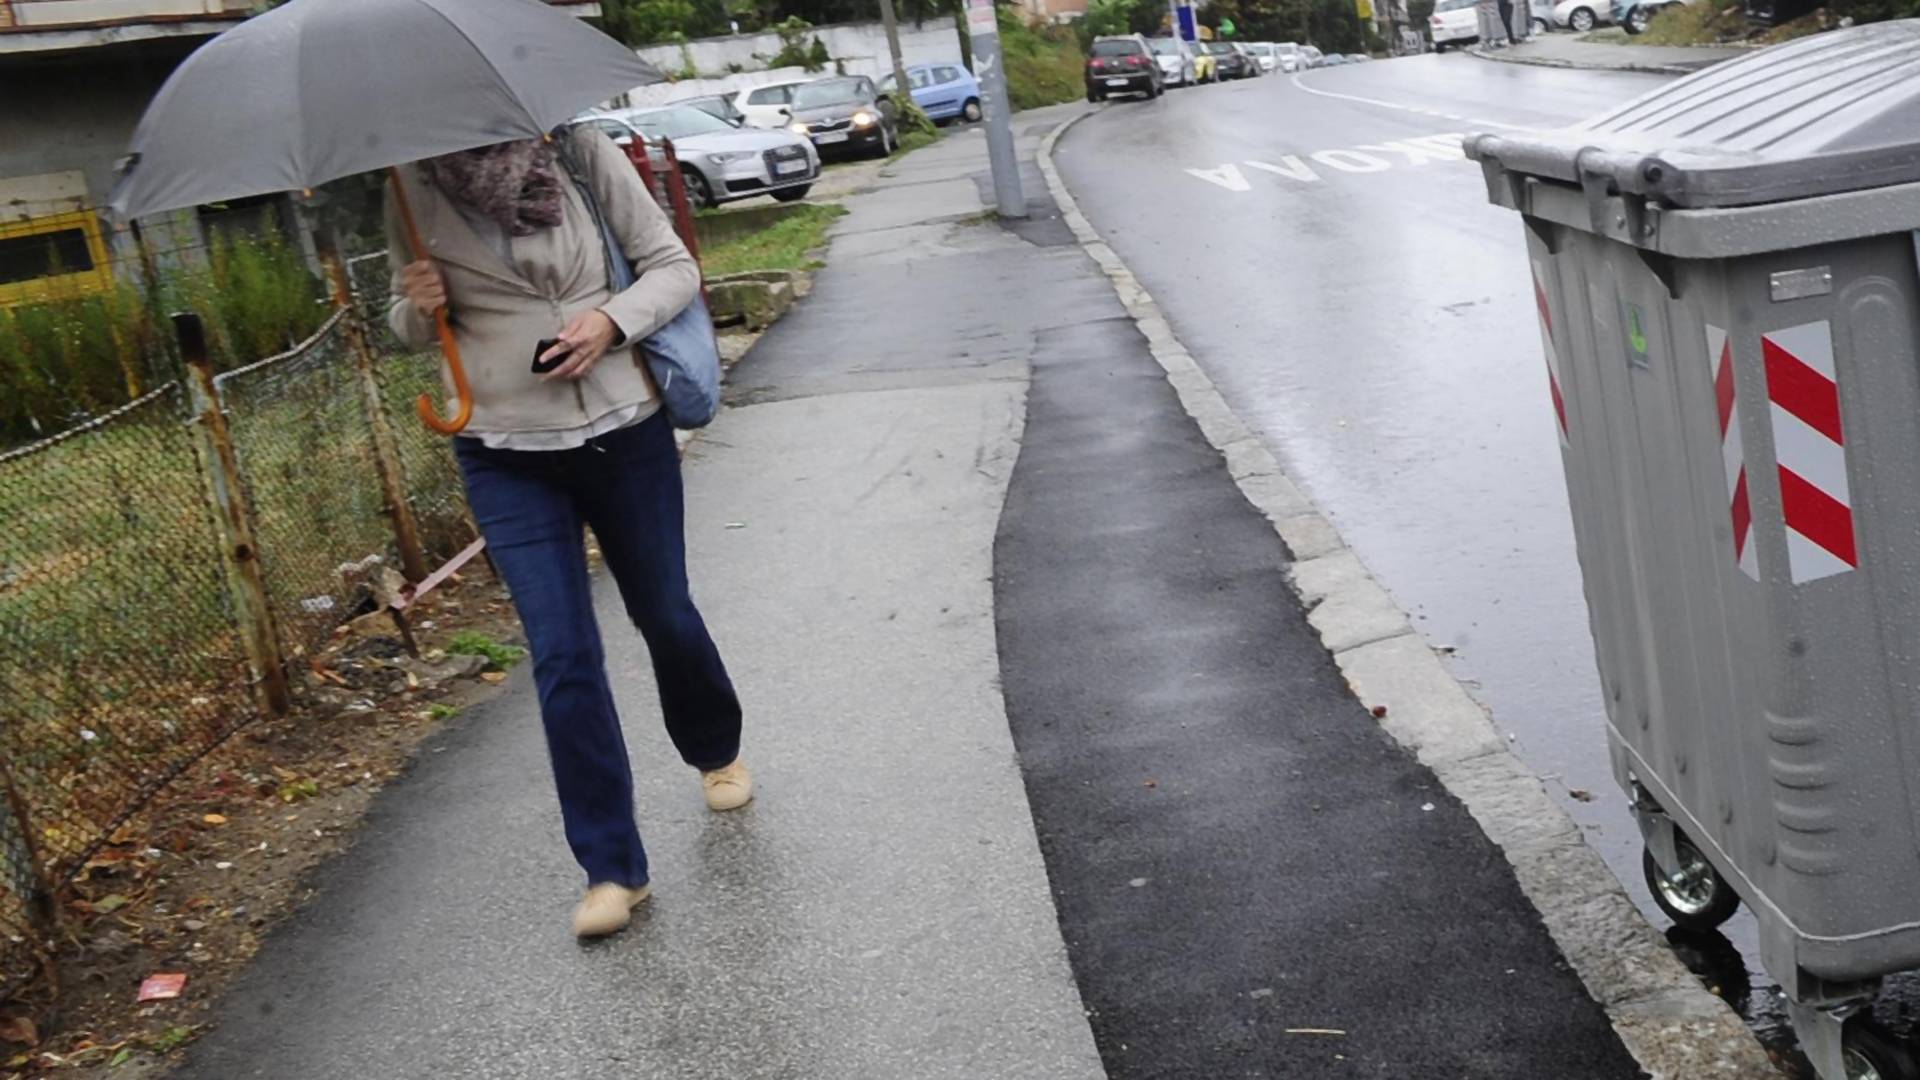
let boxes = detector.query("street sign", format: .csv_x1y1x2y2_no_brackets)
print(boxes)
1176,3,1197,38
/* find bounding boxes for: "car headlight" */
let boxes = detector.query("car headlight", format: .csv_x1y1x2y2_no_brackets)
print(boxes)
789,122,810,136
852,111,875,127
706,151,752,164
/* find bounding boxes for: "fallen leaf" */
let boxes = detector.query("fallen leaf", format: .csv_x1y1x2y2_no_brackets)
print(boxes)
92,894,128,914
1370,705,1388,718
1569,789,1596,803
1286,1028,1347,1037
480,672,507,684
109,1048,134,1068
0,1016,38,1046
201,814,227,826
1142,779,1158,789
137,973,187,1002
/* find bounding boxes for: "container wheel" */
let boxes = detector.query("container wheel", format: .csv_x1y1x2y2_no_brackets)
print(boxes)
1642,833,1739,931
1844,1019,1920,1080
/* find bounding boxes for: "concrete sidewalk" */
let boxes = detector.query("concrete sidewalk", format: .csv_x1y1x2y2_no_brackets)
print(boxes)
1476,33,1746,74
181,108,1106,1080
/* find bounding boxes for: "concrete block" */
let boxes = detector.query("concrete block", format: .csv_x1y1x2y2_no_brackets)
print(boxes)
1432,751,1581,856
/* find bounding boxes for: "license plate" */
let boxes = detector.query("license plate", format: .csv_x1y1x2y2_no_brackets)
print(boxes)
1106,78,1130,87
775,159,807,175
814,131,849,144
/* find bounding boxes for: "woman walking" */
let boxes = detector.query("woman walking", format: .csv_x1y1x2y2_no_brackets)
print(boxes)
386,127,748,939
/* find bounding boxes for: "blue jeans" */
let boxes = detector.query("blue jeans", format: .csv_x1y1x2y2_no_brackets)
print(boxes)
454,412,741,888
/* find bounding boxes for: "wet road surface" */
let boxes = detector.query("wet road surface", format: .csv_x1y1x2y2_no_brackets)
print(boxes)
1053,53,1829,1054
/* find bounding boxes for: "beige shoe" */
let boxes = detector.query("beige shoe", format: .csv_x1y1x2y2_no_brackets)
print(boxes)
571,882,652,938
701,759,754,812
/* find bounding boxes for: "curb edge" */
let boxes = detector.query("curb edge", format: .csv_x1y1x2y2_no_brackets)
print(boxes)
1035,108,1779,1080
1465,42,1709,76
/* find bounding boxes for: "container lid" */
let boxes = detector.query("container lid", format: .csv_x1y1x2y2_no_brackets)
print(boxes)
1466,20,1920,209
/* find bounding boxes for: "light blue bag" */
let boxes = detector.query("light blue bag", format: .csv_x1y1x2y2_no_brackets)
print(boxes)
560,137,722,430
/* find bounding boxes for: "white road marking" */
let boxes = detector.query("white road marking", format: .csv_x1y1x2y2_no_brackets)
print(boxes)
1184,163,1252,192
1310,148,1392,173
1245,157,1320,182
1288,71,1537,132
1187,133,1468,191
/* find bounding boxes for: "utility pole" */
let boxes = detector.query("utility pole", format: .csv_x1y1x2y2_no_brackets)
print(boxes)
965,0,1026,217
877,0,913,104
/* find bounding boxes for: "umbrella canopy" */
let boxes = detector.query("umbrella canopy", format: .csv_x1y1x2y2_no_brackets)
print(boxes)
109,0,661,219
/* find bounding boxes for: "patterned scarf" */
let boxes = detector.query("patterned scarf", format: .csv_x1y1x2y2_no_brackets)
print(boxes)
420,139,564,237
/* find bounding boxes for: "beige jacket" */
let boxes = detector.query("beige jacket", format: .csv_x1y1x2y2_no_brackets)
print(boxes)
385,126,700,434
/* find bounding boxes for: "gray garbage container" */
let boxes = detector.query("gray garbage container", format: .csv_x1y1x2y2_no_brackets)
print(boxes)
1467,21,1920,1080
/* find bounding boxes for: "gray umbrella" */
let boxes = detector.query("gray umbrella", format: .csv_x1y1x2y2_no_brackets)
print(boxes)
108,0,661,219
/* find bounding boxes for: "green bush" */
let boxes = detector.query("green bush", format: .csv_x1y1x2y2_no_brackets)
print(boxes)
999,9,1086,111
0,218,326,446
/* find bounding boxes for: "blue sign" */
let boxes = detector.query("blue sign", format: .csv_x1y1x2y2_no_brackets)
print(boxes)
1176,4,1198,38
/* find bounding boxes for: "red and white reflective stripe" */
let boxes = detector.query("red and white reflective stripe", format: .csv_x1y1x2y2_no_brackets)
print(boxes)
1532,262,1568,447
1763,321,1856,584
1705,325,1757,580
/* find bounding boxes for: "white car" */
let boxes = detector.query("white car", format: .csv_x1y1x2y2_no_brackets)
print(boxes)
730,79,816,129
1272,41,1305,72
1245,42,1280,72
1551,0,1612,29
1429,0,1480,51
579,104,820,209
1147,37,1199,87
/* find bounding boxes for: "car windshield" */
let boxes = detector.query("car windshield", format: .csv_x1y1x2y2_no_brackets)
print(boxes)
792,78,867,108
627,106,735,141
1276,43,1300,53
1435,0,1476,10
1091,40,1144,57
1206,41,1232,53
1147,38,1184,55
1249,44,1273,56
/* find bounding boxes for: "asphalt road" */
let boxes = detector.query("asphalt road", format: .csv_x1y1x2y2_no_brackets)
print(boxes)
1051,53,1814,1043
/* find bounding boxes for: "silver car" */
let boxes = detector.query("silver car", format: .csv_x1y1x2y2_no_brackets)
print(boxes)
580,104,820,209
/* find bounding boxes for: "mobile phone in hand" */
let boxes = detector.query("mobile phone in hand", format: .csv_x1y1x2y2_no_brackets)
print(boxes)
532,338,571,375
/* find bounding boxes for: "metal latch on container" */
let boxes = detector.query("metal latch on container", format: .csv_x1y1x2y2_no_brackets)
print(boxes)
1770,267,1833,302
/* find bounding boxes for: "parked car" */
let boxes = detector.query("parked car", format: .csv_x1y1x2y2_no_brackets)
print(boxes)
1300,44,1325,66
1551,0,1611,29
1244,42,1279,72
1429,0,1480,50
1188,38,1220,82
878,61,982,124
1322,53,1350,65
731,79,816,129
1345,52,1372,61
1147,37,1200,87
1273,41,1305,71
784,76,900,158
1613,0,1680,32
676,93,747,127
1204,40,1259,79
1086,35,1164,100
579,105,819,208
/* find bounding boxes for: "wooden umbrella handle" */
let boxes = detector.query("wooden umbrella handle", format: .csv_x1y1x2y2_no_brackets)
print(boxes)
386,167,473,435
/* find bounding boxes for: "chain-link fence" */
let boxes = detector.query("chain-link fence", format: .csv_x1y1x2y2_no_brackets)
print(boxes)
0,261,470,1002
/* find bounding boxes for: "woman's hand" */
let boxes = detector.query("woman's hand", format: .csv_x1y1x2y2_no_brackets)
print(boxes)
400,260,447,317
538,310,620,382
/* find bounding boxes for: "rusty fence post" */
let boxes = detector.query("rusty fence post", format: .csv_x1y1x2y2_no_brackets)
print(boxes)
658,138,704,266
313,229,429,582
178,313,293,716
0,755,55,957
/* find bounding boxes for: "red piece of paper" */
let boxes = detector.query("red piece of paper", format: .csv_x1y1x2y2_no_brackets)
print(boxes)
137,973,187,1003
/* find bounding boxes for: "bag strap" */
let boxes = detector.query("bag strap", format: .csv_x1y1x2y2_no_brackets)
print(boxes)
555,130,659,395
554,131,637,294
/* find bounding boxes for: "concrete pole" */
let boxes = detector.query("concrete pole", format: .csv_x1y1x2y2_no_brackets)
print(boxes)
965,0,1026,218
877,0,913,107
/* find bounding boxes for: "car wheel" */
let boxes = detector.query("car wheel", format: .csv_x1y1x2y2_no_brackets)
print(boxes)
1433,41,1447,52
962,97,982,122
1570,5,1595,28
1531,15,1548,32
1625,3,1652,30
679,165,713,210
1086,86,1100,102
771,184,811,203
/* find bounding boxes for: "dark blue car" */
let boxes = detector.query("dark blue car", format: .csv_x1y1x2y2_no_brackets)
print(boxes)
879,62,983,124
